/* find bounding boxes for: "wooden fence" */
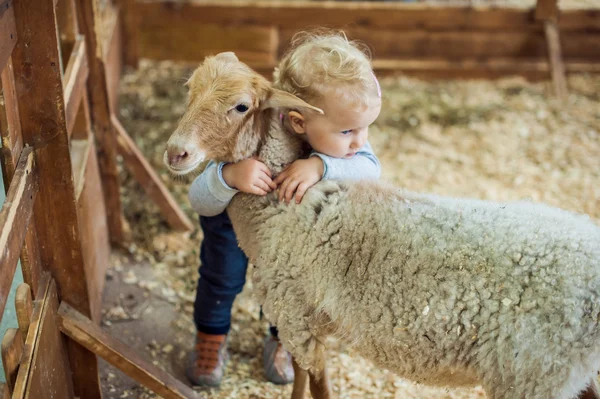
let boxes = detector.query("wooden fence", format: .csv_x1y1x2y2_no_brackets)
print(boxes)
121,0,600,87
0,0,196,397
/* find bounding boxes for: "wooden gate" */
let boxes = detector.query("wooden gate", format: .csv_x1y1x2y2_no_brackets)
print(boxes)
0,0,196,397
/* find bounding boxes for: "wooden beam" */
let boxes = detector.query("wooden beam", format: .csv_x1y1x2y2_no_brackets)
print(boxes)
0,58,42,298
0,148,37,319
112,115,193,231
544,21,568,99
76,0,125,244
15,284,33,340
138,22,277,65
135,1,536,32
279,28,600,63
1,328,23,392
0,58,23,185
248,57,599,81
535,0,560,22
63,37,89,137
12,1,102,397
117,0,140,66
134,1,600,33
104,10,123,113
0,0,17,72
57,302,200,399
12,278,75,399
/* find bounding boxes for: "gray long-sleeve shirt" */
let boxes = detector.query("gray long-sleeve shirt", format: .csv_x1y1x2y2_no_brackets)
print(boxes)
188,141,381,216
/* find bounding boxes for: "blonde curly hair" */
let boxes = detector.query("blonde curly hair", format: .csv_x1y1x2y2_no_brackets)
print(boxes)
273,30,381,109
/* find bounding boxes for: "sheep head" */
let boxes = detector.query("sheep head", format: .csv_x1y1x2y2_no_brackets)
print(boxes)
164,52,323,176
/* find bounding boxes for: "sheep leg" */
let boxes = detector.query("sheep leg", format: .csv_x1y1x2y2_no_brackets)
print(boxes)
578,377,600,399
308,363,332,399
291,358,308,399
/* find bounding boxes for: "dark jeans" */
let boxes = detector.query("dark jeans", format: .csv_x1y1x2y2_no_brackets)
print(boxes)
194,211,278,338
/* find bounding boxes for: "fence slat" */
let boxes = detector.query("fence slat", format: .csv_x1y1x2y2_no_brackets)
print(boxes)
63,37,89,137
12,277,75,399
0,0,17,71
22,280,74,399
11,275,50,398
0,148,37,319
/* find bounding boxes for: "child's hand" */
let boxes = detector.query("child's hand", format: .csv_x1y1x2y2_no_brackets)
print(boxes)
222,158,276,195
274,157,324,204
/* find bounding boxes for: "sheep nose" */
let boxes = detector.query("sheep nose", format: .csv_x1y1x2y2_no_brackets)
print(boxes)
167,148,189,166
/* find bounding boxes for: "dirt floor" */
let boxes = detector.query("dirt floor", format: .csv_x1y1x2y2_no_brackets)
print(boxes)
98,60,599,398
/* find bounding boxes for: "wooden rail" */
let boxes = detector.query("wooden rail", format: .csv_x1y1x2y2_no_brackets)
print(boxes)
58,302,199,399
112,115,194,231
0,148,37,319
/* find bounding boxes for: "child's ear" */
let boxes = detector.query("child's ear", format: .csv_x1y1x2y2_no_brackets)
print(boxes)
261,89,323,114
287,111,306,134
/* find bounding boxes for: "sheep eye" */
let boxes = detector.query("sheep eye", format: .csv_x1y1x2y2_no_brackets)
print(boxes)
235,104,249,113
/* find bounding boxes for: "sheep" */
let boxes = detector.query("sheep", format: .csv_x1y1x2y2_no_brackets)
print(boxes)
164,52,600,399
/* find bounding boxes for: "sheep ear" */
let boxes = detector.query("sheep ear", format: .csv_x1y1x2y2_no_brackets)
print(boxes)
214,52,239,63
261,89,324,114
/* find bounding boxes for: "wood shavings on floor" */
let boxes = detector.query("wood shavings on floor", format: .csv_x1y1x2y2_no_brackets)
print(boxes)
100,59,599,398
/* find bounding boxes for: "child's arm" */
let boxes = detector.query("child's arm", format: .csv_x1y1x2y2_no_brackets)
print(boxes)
274,141,380,204
189,159,277,216
310,141,381,181
188,161,238,217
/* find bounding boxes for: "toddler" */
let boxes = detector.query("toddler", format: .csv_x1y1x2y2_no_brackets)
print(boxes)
186,31,383,387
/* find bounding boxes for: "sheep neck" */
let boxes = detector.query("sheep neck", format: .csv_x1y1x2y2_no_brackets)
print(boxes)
256,109,306,176
227,108,305,263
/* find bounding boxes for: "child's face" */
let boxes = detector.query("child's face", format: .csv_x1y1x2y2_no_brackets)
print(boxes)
290,93,381,159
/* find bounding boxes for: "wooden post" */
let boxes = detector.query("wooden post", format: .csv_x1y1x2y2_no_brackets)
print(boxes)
76,0,126,244
535,0,568,98
116,0,139,67
11,1,101,397
543,21,568,99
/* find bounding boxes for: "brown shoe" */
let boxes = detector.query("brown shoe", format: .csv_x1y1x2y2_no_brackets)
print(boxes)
263,335,294,384
186,332,229,387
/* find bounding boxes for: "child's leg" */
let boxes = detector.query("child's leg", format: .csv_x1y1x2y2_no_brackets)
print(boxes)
187,211,247,387
194,211,248,335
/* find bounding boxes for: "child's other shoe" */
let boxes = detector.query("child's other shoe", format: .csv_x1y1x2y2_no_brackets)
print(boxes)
263,335,294,384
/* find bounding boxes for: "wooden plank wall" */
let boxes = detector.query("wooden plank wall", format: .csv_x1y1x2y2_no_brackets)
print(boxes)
127,1,600,79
